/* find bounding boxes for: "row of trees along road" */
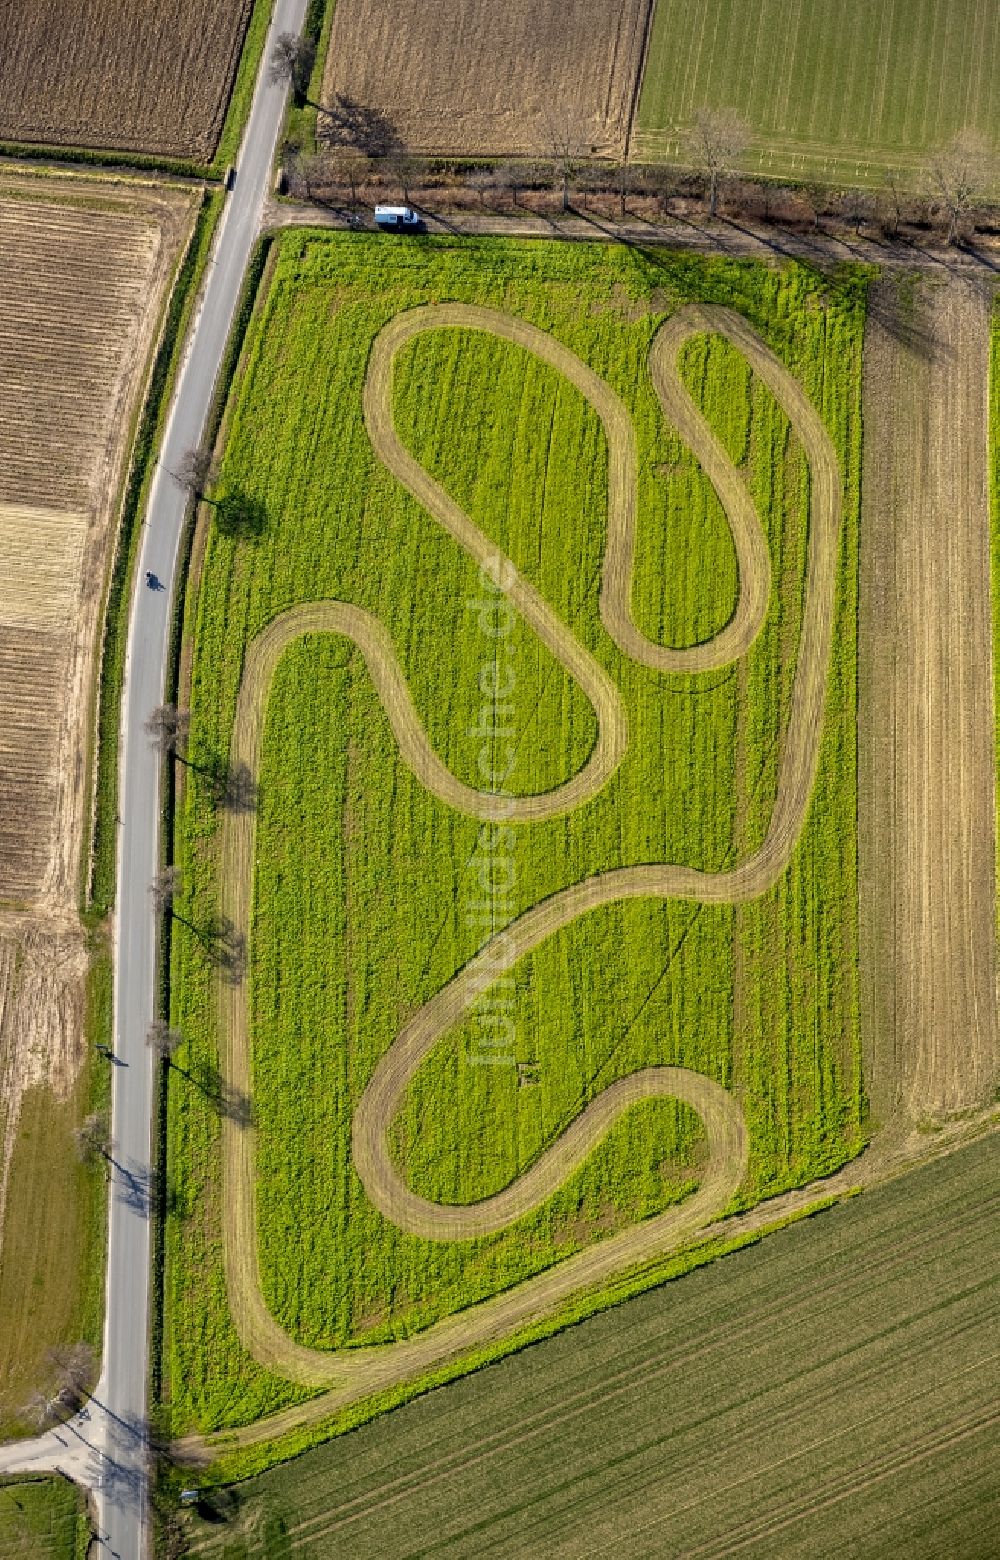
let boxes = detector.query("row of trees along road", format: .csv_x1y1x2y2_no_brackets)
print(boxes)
266,31,999,249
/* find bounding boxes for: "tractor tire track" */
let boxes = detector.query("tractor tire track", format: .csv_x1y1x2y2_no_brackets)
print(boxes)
211,303,842,1416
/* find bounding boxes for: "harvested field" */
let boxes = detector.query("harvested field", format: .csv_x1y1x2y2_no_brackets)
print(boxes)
0,628,72,906
0,0,255,161
859,276,999,1120
0,508,87,629
182,1132,1000,1556
0,199,167,514
635,0,1000,186
0,172,197,912
322,0,652,157
0,172,196,1426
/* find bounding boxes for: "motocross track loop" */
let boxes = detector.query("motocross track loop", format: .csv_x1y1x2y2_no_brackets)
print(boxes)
216,303,841,1399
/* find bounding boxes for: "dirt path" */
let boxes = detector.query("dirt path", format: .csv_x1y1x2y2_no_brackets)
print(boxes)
859,277,999,1120
266,198,1000,281
208,301,843,1415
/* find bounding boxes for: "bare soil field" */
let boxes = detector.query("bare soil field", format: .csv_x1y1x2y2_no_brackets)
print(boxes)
859,276,999,1121
0,0,253,161
322,0,652,157
0,173,196,915
0,170,197,1412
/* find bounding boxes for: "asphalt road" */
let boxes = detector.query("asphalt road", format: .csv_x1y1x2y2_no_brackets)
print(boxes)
0,4,307,1554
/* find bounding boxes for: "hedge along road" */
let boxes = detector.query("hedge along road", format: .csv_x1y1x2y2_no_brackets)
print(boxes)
197,299,843,1441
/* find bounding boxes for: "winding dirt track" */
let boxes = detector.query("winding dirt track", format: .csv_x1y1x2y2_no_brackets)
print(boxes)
215,304,841,1411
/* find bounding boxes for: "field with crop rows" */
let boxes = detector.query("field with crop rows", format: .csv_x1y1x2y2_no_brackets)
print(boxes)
0,1476,89,1558
0,0,258,162
635,0,1000,185
0,172,195,1432
323,0,651,157
0,172,195,909
164,233,866,1453
180,1133,1000,1556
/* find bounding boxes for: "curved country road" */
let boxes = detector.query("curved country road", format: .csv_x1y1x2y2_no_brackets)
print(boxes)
210,303,841,1423
0,3,307,1555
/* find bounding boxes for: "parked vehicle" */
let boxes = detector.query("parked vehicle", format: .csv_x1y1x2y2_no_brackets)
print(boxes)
374,204,423,233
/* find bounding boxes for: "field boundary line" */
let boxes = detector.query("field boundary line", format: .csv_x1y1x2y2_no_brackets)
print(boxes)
204,302,842,1415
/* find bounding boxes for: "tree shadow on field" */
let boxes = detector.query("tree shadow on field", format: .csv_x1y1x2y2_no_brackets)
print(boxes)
866,274,953,364
172,1053,254,1128
192,750,259,815
210,488,269,541
170,908,248,986
320,93,401,159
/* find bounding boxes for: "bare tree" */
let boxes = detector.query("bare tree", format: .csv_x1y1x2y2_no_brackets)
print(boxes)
493,160,522,208
287,148,329,202
49,1343,96,1412
74,1111,111,1165
269,30,316,100
145,703,190,755
23,1388,54,1429
329,145,370,206
844,186,873,235
927,130,995,243
383,147,421,202
545,110,587,212
468,166,497,207
147,1020,183,1060
150,867,182,915
683,107,750,218
615,155,634,220
879,166,904,237
800,180,828,233
172,446,215,499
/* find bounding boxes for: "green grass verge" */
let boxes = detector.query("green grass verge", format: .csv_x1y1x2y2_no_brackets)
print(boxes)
213,0,277,176
89,191,224,914
634,0,1000,188
175,1135,1000,1552
163,233,867,1449
284,0,337,156
0,1477,90,1559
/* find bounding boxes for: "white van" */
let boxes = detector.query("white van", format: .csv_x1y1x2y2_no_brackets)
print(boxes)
374,204,423,232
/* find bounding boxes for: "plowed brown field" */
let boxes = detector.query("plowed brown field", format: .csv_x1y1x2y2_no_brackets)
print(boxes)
322,0,652,157
0,0,253,160
0,172,197,1394
859,276,999,1121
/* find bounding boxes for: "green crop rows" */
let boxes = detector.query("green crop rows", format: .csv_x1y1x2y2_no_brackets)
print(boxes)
180,1136,1000,1556
635,0,1000,187
163,234,867,1442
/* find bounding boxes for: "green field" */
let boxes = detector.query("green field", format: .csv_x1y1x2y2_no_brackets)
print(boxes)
0,1477,90,1558
179,1134,1000,1557
164,233,866,1448
634,0,1000,185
